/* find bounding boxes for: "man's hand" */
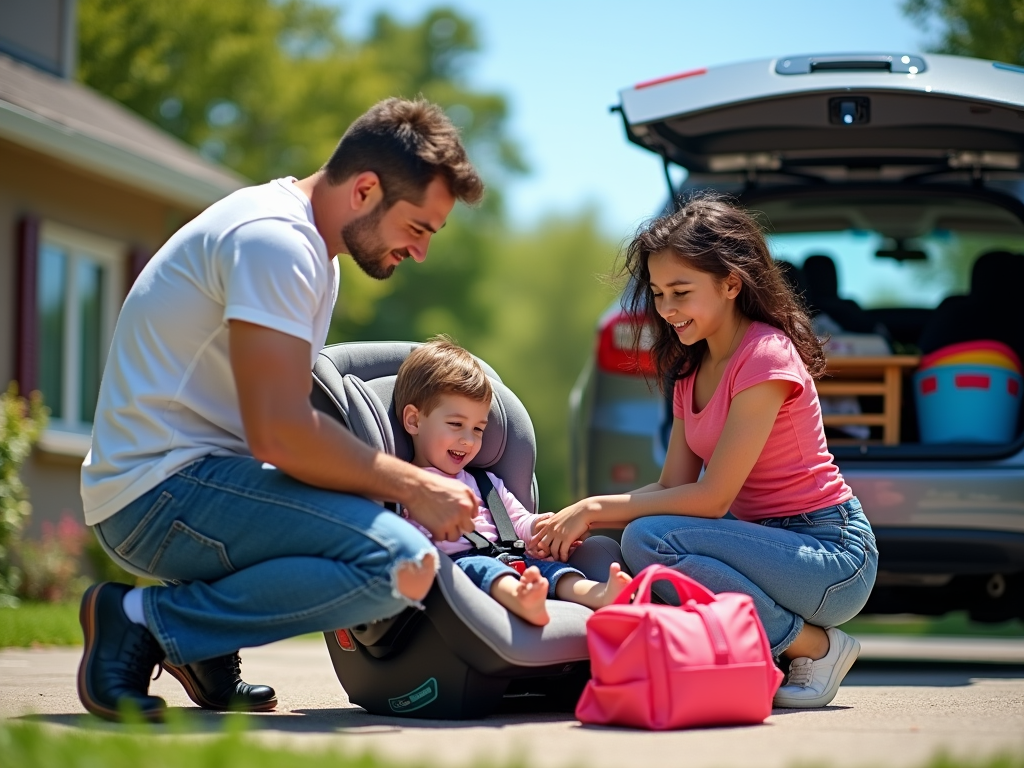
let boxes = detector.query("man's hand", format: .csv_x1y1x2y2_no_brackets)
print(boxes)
229,320,479,523
404,470,480,543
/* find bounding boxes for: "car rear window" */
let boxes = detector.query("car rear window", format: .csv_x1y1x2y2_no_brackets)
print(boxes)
758,194,1024,309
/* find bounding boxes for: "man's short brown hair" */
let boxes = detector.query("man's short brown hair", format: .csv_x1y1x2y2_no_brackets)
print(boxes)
322,98,484,207
394,335,492,420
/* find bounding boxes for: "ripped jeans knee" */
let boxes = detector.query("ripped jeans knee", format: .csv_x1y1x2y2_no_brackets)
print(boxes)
393,549,439,605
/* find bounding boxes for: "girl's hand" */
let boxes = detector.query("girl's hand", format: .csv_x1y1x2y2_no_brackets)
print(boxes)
531,501,593,562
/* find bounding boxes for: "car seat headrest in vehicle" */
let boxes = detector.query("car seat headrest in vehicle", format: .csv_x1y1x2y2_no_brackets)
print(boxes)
312,341,539,513
918,251,1024,367
970,250,1020,301
776,259,809,301
803,254,839,299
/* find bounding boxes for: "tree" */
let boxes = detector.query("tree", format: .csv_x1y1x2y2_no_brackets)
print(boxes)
78,0,523,183
903,0,1024,65
78,1,618,511
472,211,621,509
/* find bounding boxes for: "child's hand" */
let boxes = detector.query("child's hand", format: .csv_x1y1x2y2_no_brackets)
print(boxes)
525,513,554,558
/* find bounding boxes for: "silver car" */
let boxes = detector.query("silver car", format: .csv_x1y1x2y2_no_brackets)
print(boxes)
570,52,1024,621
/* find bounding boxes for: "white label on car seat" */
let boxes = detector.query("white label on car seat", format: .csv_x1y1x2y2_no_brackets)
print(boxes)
388,677,438,713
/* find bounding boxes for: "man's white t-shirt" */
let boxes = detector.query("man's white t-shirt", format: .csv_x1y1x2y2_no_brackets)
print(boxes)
81,178,339,525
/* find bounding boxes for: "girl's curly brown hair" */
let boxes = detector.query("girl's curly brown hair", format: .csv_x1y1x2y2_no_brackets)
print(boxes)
622,191,825,390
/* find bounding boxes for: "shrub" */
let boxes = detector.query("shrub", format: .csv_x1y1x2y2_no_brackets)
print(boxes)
0,383,48,607
83,531,138,586
15,512,91,603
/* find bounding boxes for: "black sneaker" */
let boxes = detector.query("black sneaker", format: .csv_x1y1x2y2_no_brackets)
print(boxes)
162,653,277,712
77,582,167,722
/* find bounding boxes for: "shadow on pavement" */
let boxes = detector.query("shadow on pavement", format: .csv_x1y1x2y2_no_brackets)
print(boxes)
17,706,578,734
845,659,1024,687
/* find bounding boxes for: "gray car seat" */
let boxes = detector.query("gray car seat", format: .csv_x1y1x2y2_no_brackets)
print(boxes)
803,254,889,337
310,341,624,719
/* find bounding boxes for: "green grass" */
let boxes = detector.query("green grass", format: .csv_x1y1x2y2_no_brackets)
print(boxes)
840,611,1024,638
0,718,411,768
0,601,81,647
0,720,1021,768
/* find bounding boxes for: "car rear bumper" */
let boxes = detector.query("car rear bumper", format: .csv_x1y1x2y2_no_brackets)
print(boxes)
874,527,1024,575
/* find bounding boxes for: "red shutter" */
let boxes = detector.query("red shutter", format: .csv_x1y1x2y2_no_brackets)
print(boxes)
127,246,152,291
15,216,40,395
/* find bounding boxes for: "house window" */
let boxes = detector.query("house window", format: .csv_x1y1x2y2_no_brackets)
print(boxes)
35,222,124,438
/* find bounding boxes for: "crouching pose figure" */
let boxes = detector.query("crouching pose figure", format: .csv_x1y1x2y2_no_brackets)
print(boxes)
533,193,878,709
78,99,485,721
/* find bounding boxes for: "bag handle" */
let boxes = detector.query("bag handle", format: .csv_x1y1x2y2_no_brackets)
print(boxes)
613,564,717,608
689,602,730,665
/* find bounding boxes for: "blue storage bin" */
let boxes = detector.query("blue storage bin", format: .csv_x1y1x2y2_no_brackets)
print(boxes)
914,364,1023,443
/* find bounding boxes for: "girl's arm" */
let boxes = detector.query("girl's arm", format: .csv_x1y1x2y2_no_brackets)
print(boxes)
584,419,702,527
534,379,794,560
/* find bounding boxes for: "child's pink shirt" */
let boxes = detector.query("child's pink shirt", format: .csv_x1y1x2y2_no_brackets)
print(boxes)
401,467,536,555
672,321,852,521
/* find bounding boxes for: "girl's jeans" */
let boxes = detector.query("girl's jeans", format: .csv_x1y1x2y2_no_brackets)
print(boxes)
620,498,878,657
94,456,436,666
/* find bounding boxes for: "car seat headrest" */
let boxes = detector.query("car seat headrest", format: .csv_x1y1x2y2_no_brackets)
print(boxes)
351,374,511,467
313,342,538,513
776,259,808,299
803,254,839,299
971,250,1020,299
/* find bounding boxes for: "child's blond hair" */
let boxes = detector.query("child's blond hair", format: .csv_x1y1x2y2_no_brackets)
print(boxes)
394,335,492,417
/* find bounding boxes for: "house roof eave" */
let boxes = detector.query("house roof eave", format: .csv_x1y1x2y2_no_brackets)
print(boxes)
0,97,246,209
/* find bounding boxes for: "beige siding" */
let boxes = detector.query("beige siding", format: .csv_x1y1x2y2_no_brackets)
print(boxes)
0,138,199,535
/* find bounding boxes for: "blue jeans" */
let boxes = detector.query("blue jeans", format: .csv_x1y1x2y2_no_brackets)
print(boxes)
94,456,435,666
452,553,584,599
620,498,878,656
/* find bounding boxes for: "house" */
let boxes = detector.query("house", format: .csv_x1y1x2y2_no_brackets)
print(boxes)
1,0,245,535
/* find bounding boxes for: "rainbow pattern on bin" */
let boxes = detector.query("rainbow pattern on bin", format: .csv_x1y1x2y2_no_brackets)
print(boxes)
913,341,1023,444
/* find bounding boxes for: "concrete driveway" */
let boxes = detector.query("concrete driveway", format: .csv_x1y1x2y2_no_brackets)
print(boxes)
2,637,1023,768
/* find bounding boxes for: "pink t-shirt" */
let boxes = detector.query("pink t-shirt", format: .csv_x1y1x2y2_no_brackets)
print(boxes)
401,467,536,556
672,321,852,521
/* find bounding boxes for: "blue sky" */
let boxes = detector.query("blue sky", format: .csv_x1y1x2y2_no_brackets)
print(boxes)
335,1,927,238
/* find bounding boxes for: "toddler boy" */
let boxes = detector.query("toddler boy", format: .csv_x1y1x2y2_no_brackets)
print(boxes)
395,337,630,626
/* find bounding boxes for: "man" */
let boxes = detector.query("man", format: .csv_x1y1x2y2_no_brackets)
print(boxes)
78,98,484,721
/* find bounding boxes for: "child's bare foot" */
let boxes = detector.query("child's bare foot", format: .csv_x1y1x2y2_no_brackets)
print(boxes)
552,563,633,610
491,567,550,626
512,567,551,626
594,562,632,607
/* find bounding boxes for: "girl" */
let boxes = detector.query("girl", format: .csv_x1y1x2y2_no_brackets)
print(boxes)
532,193,878,709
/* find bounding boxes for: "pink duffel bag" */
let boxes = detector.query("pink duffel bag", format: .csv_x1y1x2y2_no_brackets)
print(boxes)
576,564,783,730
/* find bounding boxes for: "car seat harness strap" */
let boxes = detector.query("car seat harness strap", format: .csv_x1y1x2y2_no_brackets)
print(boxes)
466,468,526,561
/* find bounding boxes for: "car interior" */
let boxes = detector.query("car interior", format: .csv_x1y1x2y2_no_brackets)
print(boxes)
750,187,1024,457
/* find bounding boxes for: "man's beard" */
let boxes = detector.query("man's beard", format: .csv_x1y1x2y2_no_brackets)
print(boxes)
341,204,408,280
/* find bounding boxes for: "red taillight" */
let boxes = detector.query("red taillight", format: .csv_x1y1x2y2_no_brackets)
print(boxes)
611,463,638,484
635,67,707,89
597,311,655,376
334,629,356,651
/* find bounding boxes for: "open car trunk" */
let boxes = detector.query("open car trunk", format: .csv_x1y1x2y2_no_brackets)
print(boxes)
619,54,1024,460
618,53,1024,182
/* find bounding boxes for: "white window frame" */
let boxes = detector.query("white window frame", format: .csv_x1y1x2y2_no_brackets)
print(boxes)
37,221,125,457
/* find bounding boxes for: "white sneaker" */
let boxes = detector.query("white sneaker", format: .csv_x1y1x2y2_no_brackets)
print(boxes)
773,627,861,708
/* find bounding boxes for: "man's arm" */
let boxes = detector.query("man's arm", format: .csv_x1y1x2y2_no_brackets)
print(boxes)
229,320,477,542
